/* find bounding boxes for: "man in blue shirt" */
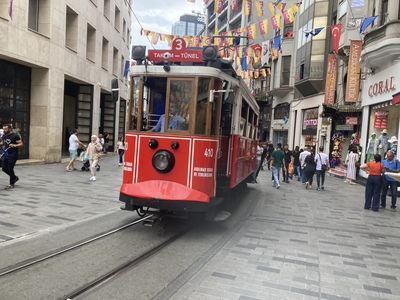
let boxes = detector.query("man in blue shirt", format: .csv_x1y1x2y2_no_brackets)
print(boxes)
381,150,399,211
149,104,186,132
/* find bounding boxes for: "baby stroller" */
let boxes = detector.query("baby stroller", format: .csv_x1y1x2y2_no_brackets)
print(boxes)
79,148,100,172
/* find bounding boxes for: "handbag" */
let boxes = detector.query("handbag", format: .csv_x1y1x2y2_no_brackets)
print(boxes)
288,162,294,174
355,161,360,168
319,154,327,171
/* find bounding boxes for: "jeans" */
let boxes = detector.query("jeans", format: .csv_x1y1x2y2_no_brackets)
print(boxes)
272,166,280,186
2,156,17,185
295,165,301,178
380,180,398,208
365,175,382,211
118,149,125,164
316,170,326,188
301,167,306,183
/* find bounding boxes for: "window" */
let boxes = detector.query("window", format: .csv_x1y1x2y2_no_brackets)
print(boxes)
65,6,78,51
122,19,126,40
127,28,131,47
300,63,305,80
86,23,96,62
102,38,109,70
121,55,125,78
380,0,388,26
114,5,120,32
113,47,119,76
0,0,8,19
281,56,291,86
28,0,50,35
104,0,110,20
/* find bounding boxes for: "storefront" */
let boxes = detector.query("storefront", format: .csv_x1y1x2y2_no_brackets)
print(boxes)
360,63,400,170
272,102,290,145
302,107,319,149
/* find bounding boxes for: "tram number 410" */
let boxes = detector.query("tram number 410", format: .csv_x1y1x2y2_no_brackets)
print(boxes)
204,148,214,157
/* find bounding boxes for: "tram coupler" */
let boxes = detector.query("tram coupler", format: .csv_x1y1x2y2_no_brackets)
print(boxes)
142,211,166,227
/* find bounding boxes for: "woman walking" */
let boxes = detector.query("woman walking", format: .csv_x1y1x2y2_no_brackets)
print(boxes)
315,146,329,190
87,135,102,181
303,148,316,189
360,154,385,211
345,146,359,185
115,137,125,166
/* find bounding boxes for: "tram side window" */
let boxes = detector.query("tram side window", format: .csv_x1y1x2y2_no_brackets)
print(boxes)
240,100,249,137
167,80,190,131
248,109,254,138
195,78,210,135
221,102,232,136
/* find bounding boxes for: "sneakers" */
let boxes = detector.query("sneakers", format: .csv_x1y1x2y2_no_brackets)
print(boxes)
305,182,309,189
391,208,396,212
119,163,123,166
89,176,96,181
276,184,280,189
13,176,19,185
317,187,321,191
66,167,71,172
321,186,324,190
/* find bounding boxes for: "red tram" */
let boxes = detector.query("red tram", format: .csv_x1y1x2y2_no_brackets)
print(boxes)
120,39,260,220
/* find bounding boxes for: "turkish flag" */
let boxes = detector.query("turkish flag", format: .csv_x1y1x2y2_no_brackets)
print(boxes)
331,24,342,53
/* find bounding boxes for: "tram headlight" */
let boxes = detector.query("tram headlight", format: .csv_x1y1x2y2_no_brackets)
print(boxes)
152,150,175,173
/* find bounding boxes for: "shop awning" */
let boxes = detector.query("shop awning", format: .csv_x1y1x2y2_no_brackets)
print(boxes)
393,92,400,105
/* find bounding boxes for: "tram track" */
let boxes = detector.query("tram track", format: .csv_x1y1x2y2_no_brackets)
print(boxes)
0,214,154,278
58,227,191,300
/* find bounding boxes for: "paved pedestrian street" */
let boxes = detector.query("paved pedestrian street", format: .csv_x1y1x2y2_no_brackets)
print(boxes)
172,170,400,300
2,159,400,299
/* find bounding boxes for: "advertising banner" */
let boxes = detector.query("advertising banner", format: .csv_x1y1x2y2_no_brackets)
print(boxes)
324,54,338,105
373,111,389,129
345,40,362,102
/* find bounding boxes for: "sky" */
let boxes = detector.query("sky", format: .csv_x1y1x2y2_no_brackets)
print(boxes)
131,0,206,50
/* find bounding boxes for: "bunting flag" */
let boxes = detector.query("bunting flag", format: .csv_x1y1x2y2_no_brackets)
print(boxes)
8,0,13,20
270,14,281,30
304,27,324,38
254,69,259,79
291,2,301,13
214,0,224,13
240,48,248,70
244,0,252,15
246,24,257,39
123,60,130,78
258,19,269,35
277,2,286,11
331,24,342,53
282,8,295,24
268,2,276,16
255,0,264,16
150,32,160,45
230,0,239,10
360,16,377,33
273,35,281,50
204,0,210,3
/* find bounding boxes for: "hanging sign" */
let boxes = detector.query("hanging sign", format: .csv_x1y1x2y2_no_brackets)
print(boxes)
148,38,203,62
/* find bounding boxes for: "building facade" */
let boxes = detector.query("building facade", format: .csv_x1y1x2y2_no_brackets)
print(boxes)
0,0,131,162
360,0,400,167
172,13,205,37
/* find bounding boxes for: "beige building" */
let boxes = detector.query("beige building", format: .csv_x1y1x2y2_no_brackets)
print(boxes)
0,0,131,162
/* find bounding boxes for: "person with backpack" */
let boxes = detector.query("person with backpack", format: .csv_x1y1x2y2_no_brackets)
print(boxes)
303,148,316,190
315,146,329,191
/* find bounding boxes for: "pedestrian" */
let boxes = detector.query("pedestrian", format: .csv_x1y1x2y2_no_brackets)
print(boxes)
251,140,266,183
115,136,125,166
103,132,109,154
299,146,311,184
0,124,23,189
282,144,293,183
270,143,285,189
266,143,274,170
87,135,102,181
66,129,86,171
292,146,301,181
360,154,385,211
98,134,104,151
345,146,359,185
380,150,399,211
315,146,329,191
303,148,316,189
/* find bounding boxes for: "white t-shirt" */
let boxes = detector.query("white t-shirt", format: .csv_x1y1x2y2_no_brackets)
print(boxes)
117,141,125,150
299,150,310,166
69,134,79,151
316,152,329,170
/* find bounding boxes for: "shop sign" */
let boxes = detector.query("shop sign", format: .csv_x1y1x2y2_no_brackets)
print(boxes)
324,54,338,105
303,108,319,129
336,125,354,131
374,110,389,129
346,117,358,125
368,76,395,97
345,40,362,103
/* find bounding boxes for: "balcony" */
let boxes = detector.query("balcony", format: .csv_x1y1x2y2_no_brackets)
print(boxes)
361,20,400,70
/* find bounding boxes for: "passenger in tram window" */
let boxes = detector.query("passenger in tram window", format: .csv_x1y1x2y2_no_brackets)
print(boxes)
149,103,186,133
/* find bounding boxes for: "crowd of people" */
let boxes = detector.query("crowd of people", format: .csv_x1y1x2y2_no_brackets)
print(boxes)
253,140,399,213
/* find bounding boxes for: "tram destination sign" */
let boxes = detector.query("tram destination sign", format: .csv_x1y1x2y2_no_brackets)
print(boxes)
148,38,203,63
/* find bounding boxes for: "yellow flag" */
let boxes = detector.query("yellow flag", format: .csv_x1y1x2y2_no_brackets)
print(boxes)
291,3,300,13
255,0,263,17
268,2,276,16
244,0,251,15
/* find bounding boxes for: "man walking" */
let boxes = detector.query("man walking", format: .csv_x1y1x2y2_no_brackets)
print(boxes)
299,146,311,184
381,150,399,211
315,146,329,190
0,124,23,189
251,140,267,183
66,129,86,171
282,144,293,183
270,143,285,189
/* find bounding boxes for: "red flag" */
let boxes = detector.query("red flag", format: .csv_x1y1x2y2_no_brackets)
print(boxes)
331,24,342,53
270,15,281,30
231,0,239,10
